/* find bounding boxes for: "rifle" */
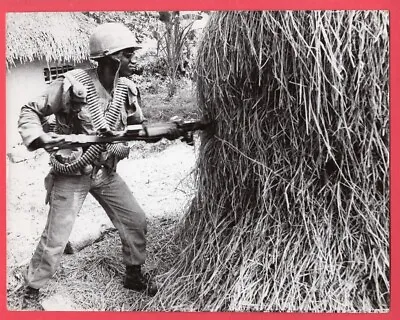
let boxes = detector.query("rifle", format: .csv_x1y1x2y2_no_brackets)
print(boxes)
40,119,210,152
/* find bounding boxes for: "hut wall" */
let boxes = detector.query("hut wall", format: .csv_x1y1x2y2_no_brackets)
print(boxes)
6,59,92,148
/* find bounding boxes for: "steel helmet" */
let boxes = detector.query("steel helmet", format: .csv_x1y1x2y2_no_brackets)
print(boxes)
89,23,142,59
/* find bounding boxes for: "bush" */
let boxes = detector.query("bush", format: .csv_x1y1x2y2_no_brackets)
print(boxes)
142,56,169,78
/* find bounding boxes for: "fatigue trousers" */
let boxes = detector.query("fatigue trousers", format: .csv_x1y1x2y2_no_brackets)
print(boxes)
24,168,147,289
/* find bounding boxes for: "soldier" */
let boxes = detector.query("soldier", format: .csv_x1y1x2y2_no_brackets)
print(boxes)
18,23,172,309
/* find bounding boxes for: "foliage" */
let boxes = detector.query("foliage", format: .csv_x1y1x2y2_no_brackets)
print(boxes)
82,11,159,44
142,56,169,77
82,11,200,84
155,11,201,97
140,78,199,120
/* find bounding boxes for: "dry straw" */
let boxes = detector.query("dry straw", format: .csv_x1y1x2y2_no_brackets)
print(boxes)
7,217,181,311
148,11,389,312
6,12,97,68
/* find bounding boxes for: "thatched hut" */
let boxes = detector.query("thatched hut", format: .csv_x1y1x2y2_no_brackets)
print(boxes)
6,12,97,147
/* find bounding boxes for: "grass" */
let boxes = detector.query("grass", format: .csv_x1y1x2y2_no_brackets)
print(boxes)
141,77,200,121
7,216,182,311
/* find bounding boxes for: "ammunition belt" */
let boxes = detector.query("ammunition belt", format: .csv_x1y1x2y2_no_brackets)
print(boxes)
50,69,130,174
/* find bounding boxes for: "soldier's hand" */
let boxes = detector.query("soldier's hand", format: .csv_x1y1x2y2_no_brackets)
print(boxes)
35,133,66,152
97,128,118,137
166,116,183,140
165,127,183,141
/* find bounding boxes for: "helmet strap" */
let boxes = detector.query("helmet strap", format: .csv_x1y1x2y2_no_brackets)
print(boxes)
113,59,122,92
96,55,121,93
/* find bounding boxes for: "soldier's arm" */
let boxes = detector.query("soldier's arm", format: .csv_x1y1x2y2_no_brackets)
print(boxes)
18,78,65,151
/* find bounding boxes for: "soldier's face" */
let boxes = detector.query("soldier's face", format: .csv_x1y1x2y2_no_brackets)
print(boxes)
118,48,137,77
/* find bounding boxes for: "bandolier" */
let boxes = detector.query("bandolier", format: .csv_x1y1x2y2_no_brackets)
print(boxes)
49,69,132,175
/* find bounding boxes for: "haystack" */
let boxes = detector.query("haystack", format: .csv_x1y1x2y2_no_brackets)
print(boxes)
149,11,389,312
6,12,97,67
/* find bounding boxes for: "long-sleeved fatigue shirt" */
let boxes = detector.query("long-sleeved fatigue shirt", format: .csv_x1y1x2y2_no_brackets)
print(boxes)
18,68,144,172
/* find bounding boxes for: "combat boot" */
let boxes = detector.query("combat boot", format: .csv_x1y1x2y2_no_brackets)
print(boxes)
22,286,44,310
123,265,158,296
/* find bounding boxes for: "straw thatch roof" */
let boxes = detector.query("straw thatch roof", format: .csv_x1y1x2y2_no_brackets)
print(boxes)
6,12,98,68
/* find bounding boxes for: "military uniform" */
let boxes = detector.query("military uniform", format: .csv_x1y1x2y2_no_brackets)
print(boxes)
18,67,148,289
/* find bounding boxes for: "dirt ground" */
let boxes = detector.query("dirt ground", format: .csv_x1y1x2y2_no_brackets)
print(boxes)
6,140,197,269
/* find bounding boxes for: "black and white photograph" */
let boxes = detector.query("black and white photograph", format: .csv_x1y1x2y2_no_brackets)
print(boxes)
6,10,389,313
